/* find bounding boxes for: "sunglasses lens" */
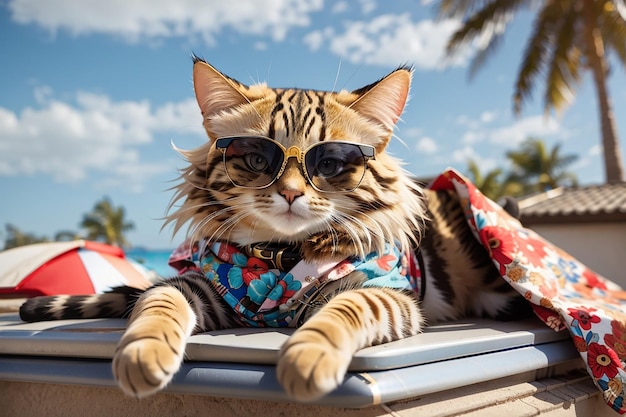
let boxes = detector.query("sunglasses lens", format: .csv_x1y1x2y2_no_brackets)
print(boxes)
221,137,284,188
304,142,369,192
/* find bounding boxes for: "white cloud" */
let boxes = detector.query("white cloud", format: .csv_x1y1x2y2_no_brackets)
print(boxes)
8,0,323,43
358,0,376,14
457,112,563,147
488,115,561,146
415,137,438,154
480,111,496,124
462,130,485,144
402,127,423,138
331,1,349,14
254,41,269,50
452,145,497,171
455,110,498,143
304,14,473,70
303,28,334,51
449,113,563,172
456,114,471,125
33,85,54,105
589,144,602,156
0,89,204,190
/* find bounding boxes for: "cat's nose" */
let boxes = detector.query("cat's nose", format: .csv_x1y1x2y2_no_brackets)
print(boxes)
279,189,303,204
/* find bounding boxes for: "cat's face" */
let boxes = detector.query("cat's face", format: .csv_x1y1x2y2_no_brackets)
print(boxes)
167,59,424,259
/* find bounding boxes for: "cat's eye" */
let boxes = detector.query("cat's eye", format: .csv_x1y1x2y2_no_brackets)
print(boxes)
244,153,269,173
215,136,375,192
316,158,341,177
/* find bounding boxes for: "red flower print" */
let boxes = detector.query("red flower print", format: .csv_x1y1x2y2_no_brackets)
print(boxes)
606,320,626,360
327,261,355,280
583,269,609,291
468,186,495,213
376,254,396,272
568,307,601,330
572,336,588,353
606,334,626,360
612,320,626,340
479,226,516,275
516,235,549,269
531,304,564,330
587,342,622,378
241,258,269,286
216,243,240,263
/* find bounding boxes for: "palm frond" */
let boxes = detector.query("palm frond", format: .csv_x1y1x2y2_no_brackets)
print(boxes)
468,27,504,78
505,138,578,191
482,168,504,192
467,158,482,183
543,4,581,114
446,0,527,57
437,0,489,19
513,1,562,114
79,197,134,247
600,1,626,69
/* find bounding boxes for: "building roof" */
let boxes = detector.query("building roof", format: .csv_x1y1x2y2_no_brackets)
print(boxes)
518,182,626,225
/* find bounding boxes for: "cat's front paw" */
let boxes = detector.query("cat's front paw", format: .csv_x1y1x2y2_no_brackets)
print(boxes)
277,334,351,402
112,336,184,398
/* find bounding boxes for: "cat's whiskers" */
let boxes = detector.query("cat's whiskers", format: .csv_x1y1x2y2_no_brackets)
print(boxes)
329,212,369,257
334,199,415,254
332,59,342,93
331,206,390,252
199,211,248,243
391,132,409,150
187,201,249,245
172,197,240,217
311,216,340,250
170,200,238,238
212,210,254,244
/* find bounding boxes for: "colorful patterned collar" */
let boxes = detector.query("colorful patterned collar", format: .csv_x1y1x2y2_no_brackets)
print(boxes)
169,240,421,328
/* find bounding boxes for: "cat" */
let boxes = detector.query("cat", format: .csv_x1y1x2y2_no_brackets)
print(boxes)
19,57,529,402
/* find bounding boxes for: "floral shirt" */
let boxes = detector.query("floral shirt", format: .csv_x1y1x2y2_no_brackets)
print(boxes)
169,240,420,328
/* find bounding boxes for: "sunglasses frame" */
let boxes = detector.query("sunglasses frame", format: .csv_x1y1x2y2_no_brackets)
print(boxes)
215,135,376,193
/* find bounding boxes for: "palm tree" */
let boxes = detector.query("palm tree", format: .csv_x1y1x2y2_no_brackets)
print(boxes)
436,0,626,183
466,159,525,199
54,230,82,242
80,197,135,248
506,137,578,192
4,224,49,250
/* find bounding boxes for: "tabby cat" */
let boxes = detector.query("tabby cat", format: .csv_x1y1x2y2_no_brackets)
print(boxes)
19,58,529,402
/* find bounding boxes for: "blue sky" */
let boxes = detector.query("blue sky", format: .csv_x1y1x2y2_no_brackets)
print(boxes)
1,0,625,250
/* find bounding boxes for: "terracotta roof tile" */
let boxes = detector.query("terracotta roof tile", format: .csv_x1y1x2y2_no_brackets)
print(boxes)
518,183,626,224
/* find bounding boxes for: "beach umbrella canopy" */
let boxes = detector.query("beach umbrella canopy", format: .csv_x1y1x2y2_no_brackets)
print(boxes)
0,240,153,297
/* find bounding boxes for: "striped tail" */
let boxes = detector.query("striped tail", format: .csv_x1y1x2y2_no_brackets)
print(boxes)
19,286,144,322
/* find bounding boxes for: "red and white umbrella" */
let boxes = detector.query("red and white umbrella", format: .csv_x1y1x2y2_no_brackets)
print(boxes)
0,240,153,297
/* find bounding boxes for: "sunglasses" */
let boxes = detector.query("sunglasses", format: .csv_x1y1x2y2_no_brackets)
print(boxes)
215,136,375,192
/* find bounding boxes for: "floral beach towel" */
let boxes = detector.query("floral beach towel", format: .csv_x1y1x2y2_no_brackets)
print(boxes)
430,169,626,414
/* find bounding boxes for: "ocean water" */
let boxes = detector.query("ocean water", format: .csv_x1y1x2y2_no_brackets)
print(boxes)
125,248,178,278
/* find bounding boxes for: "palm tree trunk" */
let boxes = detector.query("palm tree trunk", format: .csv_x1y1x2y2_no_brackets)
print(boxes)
582,0,625,183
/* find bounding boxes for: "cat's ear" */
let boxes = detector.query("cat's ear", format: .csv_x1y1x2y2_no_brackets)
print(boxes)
192,58,264,137
341,67,412,132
